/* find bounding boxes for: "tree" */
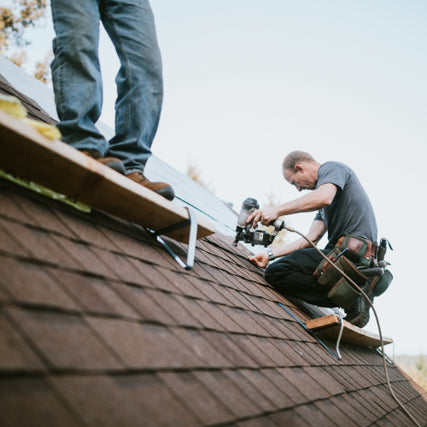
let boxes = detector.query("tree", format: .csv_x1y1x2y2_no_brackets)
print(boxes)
0,0,51,82
185,161,214,193
33,51,52,84
407,355,427,391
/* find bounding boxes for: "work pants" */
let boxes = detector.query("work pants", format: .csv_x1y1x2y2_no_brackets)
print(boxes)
50,0,163,173
265,248,336,307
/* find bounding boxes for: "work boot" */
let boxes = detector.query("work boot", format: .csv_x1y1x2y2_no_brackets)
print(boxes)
127,171,175,201
81,149,125,174
344,292,373,328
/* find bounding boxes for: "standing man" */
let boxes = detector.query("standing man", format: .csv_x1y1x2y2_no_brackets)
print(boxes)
50,0,174,200
248,151,380,327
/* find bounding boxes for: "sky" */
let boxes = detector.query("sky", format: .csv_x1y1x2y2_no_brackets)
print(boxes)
8,0,427,355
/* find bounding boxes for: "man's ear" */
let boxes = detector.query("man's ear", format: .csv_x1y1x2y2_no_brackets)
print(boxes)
294,164,303,172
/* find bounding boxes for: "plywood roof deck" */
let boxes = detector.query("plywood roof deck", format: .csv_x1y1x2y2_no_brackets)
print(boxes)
306,314,393,348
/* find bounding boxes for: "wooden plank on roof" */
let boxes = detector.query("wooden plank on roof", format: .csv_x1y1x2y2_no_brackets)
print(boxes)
0,110,215,242
306,314,393,347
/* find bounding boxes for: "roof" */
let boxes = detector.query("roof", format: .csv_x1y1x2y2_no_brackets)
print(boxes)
1,56,427,426
1,178,427,426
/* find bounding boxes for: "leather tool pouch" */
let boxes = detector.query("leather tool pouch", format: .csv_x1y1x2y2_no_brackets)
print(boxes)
372,269,393,297
316,253,368,289
314,243,369,309
314,234,372,281
321,257,368,309
336,235,372,266
327,278,361,309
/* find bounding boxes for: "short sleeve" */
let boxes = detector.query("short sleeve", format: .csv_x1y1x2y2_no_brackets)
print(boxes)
314,211,323,222
316,162,347,191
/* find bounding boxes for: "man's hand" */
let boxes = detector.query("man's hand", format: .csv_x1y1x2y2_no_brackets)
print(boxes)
248,252,269,269
247,206,280,228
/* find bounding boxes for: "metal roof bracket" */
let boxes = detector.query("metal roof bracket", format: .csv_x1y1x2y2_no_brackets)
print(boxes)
278,303,342,361
148,207,198,270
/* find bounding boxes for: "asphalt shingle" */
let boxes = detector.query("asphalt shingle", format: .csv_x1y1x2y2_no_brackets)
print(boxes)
6,307,122,371
1,176,426,426
0,377,81,427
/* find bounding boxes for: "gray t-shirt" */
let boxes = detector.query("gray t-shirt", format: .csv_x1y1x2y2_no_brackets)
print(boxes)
314,161,377,250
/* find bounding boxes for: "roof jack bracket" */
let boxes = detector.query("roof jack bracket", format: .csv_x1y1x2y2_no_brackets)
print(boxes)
334,312,344,360
147,207,198,270
375,347,394,364
278,303,343,361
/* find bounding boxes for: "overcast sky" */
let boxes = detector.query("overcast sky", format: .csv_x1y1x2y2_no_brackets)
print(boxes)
11,0,427,355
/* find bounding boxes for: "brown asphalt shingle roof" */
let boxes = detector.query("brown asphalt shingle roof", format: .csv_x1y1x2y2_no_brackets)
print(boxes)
1,177,427,426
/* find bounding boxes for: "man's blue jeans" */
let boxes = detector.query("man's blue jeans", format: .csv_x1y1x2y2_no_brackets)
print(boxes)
50,0,163,173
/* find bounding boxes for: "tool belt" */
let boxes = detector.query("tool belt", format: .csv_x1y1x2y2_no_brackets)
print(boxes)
336,235,376,266
371,269,393,297
314,235,376,309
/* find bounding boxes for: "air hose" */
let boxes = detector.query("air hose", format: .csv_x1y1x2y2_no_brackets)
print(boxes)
284,225,422,427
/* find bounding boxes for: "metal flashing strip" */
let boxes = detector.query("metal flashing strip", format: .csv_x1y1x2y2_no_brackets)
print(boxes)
278,303,342,361
148,207,198,270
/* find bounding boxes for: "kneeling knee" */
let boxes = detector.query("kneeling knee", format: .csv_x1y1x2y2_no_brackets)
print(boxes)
264,262,281,285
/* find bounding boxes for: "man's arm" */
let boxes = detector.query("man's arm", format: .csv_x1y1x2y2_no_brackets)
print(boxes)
248,183,337,228
249,220,327,268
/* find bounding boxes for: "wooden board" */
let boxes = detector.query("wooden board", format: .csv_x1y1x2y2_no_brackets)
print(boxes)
306,314,393,348
0,110,215,242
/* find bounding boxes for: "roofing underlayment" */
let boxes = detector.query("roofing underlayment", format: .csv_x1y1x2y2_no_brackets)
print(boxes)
1,57,427,426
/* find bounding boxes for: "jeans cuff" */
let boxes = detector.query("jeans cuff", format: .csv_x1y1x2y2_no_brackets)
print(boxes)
125,167,144,175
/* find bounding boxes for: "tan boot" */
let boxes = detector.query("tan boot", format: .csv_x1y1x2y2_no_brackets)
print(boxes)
81,150,125,174
127,171,175,201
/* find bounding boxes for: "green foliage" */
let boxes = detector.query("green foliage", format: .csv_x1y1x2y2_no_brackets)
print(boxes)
396,354,427,392
415,354,425,372
408,356,427,391
185,162,214,193
0,0,50,81
0,1,47,52
33,51,52,84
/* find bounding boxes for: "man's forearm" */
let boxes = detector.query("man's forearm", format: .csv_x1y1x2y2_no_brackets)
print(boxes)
276,184,337,217
249,184,337,228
